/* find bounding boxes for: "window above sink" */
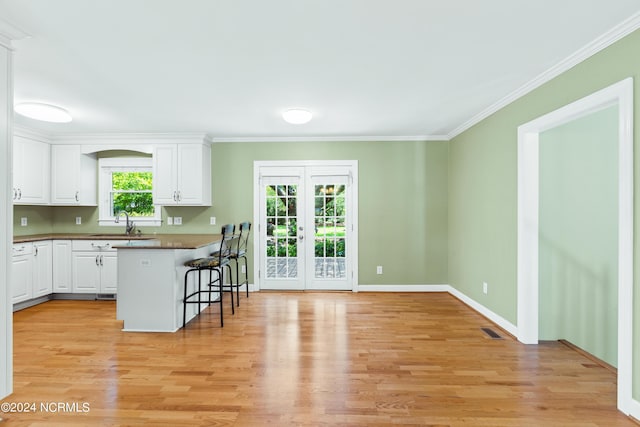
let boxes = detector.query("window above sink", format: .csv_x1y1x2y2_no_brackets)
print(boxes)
98,157,162,228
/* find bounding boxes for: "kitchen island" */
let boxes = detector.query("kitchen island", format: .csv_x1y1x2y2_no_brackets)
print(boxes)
114,234,222,332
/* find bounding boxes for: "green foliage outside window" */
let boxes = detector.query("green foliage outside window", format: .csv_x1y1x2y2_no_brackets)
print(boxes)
111,172,155,217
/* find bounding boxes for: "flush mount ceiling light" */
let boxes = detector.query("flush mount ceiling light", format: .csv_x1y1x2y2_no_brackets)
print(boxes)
14,102,73,123
282,108,312,124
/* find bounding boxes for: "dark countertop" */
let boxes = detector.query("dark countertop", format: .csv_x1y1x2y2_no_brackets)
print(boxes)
13,233,222,250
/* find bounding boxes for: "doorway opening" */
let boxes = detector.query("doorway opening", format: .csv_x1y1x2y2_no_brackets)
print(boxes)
517,78,634,414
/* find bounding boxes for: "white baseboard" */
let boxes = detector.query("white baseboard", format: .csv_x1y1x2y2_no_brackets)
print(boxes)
625,397,640,421
251,282,518,337
446,286,518,337
356,284,450,292
357,283,518,337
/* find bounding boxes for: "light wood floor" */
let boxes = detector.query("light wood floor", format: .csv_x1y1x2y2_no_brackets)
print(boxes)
2,292,637,426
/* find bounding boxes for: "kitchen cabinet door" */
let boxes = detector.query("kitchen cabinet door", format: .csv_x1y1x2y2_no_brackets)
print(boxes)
52,240,72,292
152,144,178,205
13,136,50,205
100,253,118,294
12,244,33,304
72,252,101,293
51,145,97,205
32,241,53,298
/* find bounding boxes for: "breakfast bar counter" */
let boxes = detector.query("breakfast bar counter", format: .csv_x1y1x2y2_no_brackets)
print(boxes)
114,234,222,332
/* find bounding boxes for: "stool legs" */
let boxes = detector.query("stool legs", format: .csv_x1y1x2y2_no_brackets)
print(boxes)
183,267,225,328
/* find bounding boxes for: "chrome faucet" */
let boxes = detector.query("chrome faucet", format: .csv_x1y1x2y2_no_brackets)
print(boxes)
115,211,135,236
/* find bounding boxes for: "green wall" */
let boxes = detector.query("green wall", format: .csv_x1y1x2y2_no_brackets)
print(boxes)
538,106,618,367
448,29,640,399
14,139,449,286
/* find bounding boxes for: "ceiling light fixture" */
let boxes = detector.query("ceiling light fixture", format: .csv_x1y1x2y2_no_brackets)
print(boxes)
14,102,73,123
282,108,312,124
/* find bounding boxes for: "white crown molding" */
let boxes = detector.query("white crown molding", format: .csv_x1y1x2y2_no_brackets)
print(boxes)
0,18,30,49
51,132,208,145
13,124,52,143
208,135,449,143
447,10,640,140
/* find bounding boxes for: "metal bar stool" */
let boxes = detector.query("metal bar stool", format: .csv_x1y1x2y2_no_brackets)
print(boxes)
182,224,235,327
228,221,251,305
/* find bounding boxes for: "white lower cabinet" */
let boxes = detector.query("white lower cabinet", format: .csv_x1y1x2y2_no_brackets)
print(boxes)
52,240,72,292
11,243,33,304
32,241,53,298
11,241,53,304
72,240,118,294
12,238,119,307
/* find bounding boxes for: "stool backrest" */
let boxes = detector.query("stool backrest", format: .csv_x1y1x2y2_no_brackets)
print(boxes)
218,223,236,261
235,221,252,256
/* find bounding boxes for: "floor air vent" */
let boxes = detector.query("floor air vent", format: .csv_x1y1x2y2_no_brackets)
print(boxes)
481,327,503,339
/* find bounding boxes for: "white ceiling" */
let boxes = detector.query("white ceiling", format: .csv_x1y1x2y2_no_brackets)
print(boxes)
2,0,640,141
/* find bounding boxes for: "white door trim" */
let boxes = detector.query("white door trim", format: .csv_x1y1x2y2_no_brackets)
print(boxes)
517,77,635,416
253,160,359,291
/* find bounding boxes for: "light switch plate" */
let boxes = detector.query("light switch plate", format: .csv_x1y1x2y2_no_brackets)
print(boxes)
75,217,82,225
167,217,173,225
210,216,216,225
21,217,27,226
174,217,182,225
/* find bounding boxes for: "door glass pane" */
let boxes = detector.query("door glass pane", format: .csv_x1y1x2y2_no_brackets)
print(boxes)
266,184,298,279
314,183,346,279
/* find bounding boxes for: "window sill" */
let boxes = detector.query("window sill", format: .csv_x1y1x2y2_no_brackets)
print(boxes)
98,219,162,227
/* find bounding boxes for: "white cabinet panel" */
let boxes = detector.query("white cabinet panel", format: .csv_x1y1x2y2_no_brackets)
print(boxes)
153,143,211,206
72,252,101,293
32,241,52,298
52,240,72,292
152,145,178,205
100,253,118,294
13,136,50,205
11,243,33,304
51,145,97,205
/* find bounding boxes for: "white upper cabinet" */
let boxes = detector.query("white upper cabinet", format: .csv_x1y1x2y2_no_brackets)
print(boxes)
51,145,97,205
153,143,211,206
13,135,50,205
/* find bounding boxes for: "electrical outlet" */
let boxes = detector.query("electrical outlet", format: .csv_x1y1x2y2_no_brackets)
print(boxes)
167,217,173,225
483,282,488,294
241,265,246,274
20,217,27,226
75,217,82,225
174,217,182,225
376,266,383,275
210,216,216,225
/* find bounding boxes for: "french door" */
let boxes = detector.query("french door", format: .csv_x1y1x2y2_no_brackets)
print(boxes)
255,161,357,291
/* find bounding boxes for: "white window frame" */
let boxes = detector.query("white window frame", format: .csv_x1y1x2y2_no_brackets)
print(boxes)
98,157,162,227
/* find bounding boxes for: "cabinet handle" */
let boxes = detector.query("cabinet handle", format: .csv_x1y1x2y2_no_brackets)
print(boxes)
95,255,99,266
34,247,38,256
172,190,177,202
100,255,103,266
75,191,79,202
18,188,22,200
12,188,17,200
177,190,182,202
13,246,25,253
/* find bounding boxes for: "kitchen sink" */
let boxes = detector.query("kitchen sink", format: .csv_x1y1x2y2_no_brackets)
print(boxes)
87,234,151,240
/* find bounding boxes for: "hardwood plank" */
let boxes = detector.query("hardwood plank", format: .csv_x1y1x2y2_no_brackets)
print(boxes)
1,292,637,426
